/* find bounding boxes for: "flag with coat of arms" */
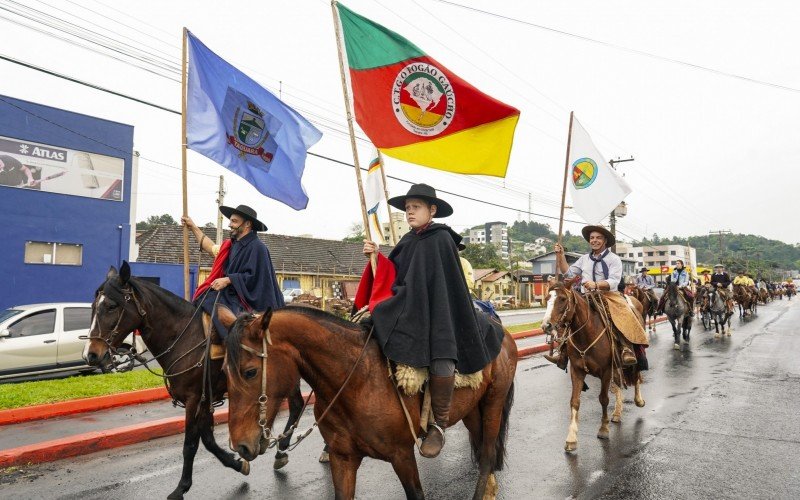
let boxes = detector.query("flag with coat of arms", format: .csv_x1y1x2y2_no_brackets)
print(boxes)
567,115,631,224
185,31,322,210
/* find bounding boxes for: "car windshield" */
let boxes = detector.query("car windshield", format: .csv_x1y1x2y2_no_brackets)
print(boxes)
0,309,23,323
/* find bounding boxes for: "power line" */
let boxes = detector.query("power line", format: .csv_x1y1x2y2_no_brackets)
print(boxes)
434,0,800,94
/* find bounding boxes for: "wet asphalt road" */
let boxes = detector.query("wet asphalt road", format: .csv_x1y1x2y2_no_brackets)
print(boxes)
3,299,799,499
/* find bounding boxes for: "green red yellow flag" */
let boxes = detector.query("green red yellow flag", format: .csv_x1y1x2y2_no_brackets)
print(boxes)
335,2,520,177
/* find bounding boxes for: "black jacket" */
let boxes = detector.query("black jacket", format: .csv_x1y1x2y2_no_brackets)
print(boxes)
372,223,502,374
710,272,731,288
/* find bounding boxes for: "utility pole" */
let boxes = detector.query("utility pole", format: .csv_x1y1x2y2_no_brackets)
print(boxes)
608,157,634,253
215,175,226,244
528,192,532,222
708,229,731,254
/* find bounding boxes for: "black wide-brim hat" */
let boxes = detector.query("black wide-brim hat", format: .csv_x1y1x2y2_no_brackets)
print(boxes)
639,267,649,273
387,183,453,218
219,204,268,232
581,225,615,248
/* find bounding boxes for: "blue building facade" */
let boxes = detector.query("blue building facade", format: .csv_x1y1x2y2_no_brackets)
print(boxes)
0,95,134,310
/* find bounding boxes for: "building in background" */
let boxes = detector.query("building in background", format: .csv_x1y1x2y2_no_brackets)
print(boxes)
135,225,389,304
381,211,411,244
0,95,135,310
616,242,698,278
468,221,510,260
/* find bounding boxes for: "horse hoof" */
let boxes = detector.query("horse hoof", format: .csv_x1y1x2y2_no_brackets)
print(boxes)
597,430,609,440
714,333,721,339
726,332,731,337
564,441,577,452
167,493,185,500
273,455,289,470
635,398,646,408
318,451,330,463
611,415,621,423
673,343,680,350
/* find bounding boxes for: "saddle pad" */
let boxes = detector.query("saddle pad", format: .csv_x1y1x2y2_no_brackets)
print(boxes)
393,364,484,397
603,292,649,347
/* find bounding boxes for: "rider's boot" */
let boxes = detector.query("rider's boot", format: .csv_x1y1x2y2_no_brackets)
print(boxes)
419,375,455,458
620,339,638,367
543,345,568,370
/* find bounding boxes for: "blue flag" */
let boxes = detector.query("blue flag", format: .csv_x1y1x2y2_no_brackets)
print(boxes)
186,32,322,210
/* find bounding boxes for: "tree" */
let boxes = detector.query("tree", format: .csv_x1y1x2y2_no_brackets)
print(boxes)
342,222,365,243
136,213,178,231
204,222,216,228
462,243,507,270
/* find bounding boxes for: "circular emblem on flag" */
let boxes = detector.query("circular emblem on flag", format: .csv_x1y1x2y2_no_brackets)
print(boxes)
391,62,455,137
571,158,598,189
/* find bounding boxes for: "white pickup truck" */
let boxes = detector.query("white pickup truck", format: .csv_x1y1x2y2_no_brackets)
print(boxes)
0,302,145,381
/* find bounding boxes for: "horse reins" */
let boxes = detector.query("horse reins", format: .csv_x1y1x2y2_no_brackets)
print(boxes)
238,323,374,452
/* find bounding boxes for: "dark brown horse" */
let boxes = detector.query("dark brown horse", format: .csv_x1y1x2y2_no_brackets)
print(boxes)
625,283,657,333
218,305,517,500
83,262,305,499
542,280,645,452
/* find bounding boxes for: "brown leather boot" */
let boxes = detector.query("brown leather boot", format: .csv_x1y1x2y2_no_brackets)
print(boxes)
621,343,637,367
544,346,568,370
419,375,454,458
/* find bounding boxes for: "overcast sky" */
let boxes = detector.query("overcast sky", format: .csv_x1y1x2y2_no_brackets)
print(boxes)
1,0,797,246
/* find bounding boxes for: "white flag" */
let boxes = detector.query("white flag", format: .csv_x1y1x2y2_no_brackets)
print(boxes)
364,151,387,244
567,116,631,224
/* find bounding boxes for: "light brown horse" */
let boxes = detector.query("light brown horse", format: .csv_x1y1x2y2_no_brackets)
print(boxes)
542,280,645,452
218,305,517,500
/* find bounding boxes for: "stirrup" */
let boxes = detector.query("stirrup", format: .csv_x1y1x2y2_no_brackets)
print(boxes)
621,348,637,367
419,423,446,458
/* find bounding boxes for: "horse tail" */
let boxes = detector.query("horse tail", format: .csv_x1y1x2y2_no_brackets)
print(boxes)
493,380,515,471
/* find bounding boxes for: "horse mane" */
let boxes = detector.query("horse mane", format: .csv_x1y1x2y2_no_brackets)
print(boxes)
283,305,367,338
225,305,367,387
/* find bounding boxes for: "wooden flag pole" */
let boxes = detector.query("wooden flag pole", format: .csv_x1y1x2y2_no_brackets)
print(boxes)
331,0,375,273
181,27,190,300
377,151,398,245
557,111,574,248
551,111,574,356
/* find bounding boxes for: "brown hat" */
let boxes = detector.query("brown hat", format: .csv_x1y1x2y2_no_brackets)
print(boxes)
219,204,268,232
581,225,615,248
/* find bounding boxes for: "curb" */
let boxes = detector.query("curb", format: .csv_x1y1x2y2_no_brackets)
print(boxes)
0,387,170,426
0,393,314,468
511,328,543,341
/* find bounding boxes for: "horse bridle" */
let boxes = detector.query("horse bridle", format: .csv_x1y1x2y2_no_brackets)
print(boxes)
237,332,272,439
235,321,373,452
88,288,147,351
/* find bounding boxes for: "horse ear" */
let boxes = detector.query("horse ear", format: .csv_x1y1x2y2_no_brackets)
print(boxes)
259,308,273,331
119,261,131,285
106,266,118,280
216,305,237,329
259,308,273,345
